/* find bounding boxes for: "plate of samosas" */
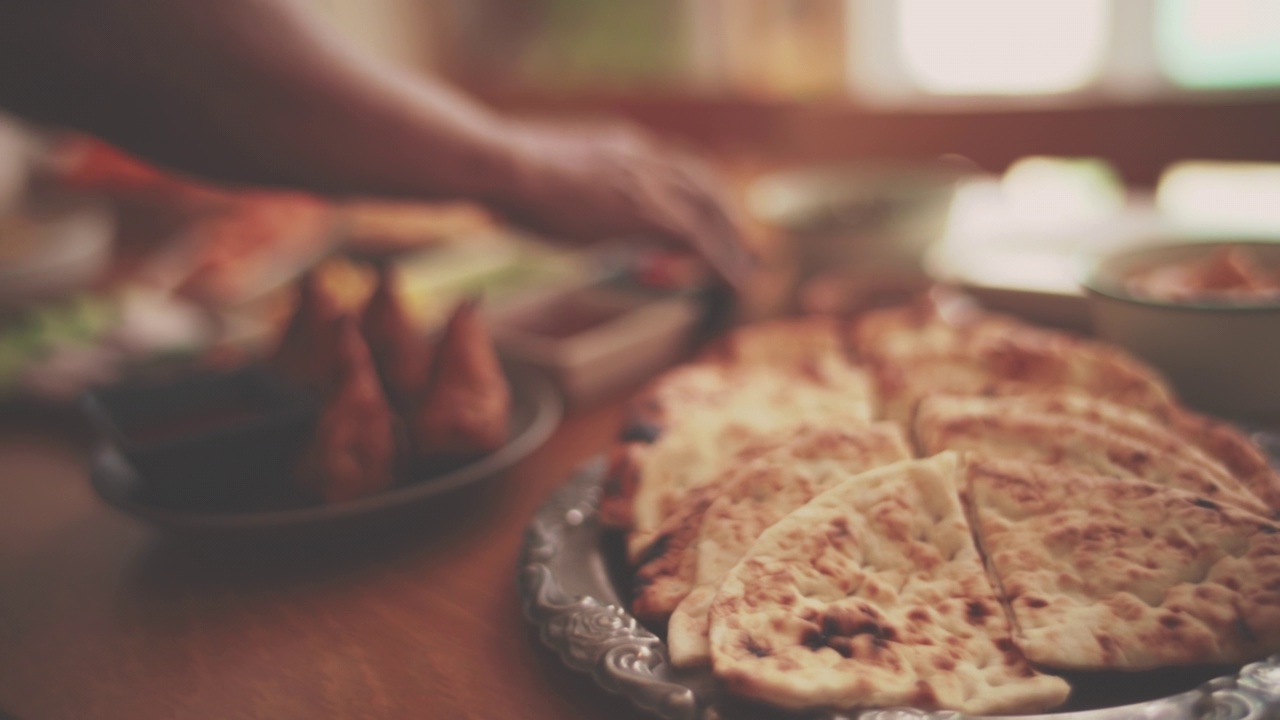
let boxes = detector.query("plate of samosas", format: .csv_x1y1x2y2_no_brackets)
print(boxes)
86,267,562,534
520,290,1280,720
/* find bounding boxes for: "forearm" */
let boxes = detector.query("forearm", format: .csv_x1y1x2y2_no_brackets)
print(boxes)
0,0,517,202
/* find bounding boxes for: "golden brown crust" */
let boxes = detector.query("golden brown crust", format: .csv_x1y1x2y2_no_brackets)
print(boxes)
601,320,876,541
1169,409,1280,512
707,316,850,366
965,457,1280,670
708,454,1070,714
666,423,912,667
850,301,1175,424
629,485,718,626
915,394,1272,517
614,298,1280,712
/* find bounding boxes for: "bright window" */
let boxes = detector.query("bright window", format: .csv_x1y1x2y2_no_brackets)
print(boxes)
1156,0,1280,89
895,0,1110,95
1157,161,1280,233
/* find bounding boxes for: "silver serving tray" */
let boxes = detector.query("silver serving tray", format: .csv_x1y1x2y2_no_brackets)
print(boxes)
519,456,1280,720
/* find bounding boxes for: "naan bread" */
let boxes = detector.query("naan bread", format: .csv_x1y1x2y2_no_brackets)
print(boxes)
916,394,1273,517
600,332,876,558
666,423,912,665
630,483,726,627
847,292,1006,364
708,454,1071,715
850,301,1174,423
1169,409,1280,513
708,315,851,367
965,457,1280,670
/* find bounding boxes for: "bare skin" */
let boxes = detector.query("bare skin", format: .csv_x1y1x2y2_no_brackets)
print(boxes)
0,0,753,287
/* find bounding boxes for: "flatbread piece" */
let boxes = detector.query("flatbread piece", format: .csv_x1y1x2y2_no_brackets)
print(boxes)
966,457,1280,670
708,454,1071,714
666,423,912,665
915,393,1273,517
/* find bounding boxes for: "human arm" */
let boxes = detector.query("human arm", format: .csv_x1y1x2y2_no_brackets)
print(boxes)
0,0,753,284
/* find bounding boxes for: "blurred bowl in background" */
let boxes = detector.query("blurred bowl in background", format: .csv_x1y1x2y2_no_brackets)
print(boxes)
1081,240,1280,421
746,161,969,282
492,283,700,408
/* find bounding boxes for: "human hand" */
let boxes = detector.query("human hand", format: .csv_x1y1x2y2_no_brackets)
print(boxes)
492,122,756,290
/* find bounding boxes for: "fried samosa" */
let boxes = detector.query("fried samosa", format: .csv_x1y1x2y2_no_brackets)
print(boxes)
360,265,432,404
295,315,399,504
412,299,511,462
268,271,343,394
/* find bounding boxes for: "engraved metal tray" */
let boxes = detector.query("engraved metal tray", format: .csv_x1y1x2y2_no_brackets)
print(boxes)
518,455,1280,720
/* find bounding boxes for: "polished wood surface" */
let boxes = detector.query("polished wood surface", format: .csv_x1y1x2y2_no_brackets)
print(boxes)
0,402,651,720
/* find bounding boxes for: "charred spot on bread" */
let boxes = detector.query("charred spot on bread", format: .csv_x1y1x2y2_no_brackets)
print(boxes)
742,634,772,658
633,532,671,568
965,600,992,625
1235,615,1258,643
619,421,662,444
1191,497,1221,511
801,626,830,652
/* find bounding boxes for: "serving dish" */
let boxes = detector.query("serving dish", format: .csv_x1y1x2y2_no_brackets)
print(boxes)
520,450,1280,720
90,362,561,536
1081,240,1280,420
493,285,701,408
82,365,319,511
747,163,966,275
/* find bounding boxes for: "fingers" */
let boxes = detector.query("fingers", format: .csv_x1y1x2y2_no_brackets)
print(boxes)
632,153,758,291
493,120,756,290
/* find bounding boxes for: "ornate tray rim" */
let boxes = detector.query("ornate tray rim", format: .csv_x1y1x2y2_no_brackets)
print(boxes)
518,456,1280,720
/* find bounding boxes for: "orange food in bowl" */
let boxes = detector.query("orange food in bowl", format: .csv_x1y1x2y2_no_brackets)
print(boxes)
1124,246,1280,304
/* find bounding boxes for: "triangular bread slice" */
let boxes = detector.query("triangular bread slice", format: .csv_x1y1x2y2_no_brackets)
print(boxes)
666,423,912,665
606,354,876,561
708,454,1071,715
849,301,1174,424
915,394,1273,517
918,392,1280,512
599,317,876,545
638,424,911,637
965,456,1280,670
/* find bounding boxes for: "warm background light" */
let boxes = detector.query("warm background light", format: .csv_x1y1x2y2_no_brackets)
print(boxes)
1157,0,1280,89
896,0,1109,95
1156,161,1280,234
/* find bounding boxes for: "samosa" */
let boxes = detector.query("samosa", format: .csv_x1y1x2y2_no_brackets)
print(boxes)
413,299,511,463
361,265,432,405
268,271,343,395
295,315,399,504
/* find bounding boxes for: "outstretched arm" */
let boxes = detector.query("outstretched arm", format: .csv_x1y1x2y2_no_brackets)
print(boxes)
0,0,752,285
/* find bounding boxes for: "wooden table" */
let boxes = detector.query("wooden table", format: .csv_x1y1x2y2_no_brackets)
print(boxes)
0,401,655,720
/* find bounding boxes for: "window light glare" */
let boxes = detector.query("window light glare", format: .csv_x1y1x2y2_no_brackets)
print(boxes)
896,0,1109,95
1001,156,1125,226
1156,0,1280,89
1156,161,1280,233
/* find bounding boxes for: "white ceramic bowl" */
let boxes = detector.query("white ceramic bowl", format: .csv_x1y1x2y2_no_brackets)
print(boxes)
747,162,967,279
1081,240,1280,421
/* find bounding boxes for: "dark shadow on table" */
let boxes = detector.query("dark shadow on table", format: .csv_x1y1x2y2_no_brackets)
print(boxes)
115,470,510,601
